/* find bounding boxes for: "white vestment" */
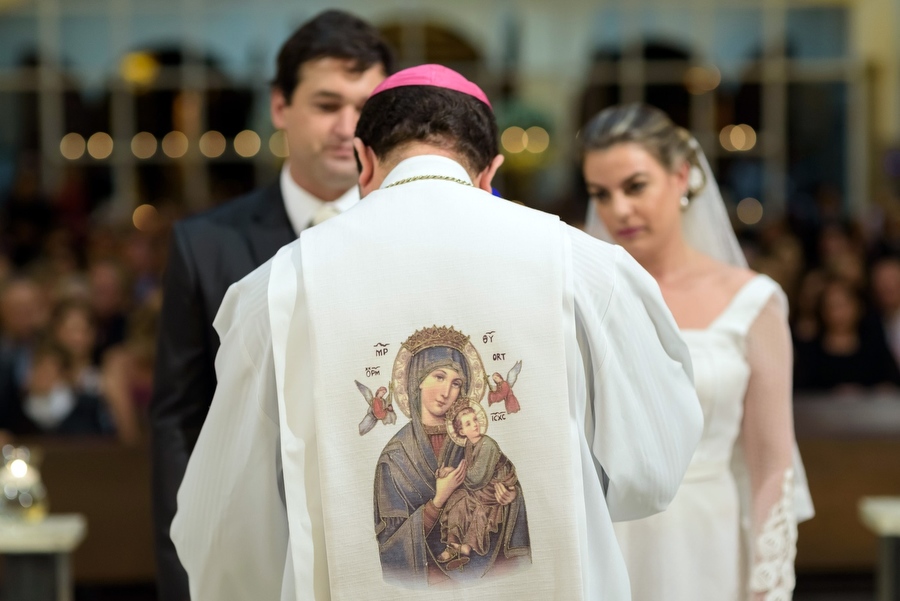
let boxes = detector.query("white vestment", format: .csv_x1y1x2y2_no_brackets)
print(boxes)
172,155,704,600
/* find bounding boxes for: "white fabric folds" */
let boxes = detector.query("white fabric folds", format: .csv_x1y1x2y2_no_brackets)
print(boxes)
172,155,704,600
284,158,582,599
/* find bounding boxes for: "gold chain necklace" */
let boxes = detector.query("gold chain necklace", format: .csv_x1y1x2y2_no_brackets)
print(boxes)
384,174,473,189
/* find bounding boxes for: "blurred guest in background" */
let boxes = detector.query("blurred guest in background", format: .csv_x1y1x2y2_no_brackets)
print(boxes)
149,10,394,600
817,222,868,292
0,276,47,431
47,297,141,443
88,259,130,363
794,278,900,393
582,103,813,600
40,227,82,289
50,300,102,400
749,220,806,302
866,204,900,261
870,255,900,365
793,269,828,343
21,340,111,435
103,293,160,444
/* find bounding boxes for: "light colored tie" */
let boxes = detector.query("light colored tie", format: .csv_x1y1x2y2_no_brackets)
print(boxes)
310,203,341,227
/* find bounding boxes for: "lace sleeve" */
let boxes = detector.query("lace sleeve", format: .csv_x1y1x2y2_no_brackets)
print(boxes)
742,294,798,601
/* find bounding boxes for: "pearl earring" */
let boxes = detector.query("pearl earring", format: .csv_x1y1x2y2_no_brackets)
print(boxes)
680,194,690,210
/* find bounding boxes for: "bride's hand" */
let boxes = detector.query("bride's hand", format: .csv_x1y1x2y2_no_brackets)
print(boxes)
434,460,467,508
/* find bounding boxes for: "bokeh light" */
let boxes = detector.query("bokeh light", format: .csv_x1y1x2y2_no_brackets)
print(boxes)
87,132,114,159
525,127,550,153
720,126,735,151
131,132,157,159
60,133,86,160
501,127,527,154
162,131,189,158
120,52,160,87
684,66,721,95
10,459,27,479
234,130,261,158
132,204,159,232
720,124,757,152
199,131,226,158
737,197,764,225
269,131,289,158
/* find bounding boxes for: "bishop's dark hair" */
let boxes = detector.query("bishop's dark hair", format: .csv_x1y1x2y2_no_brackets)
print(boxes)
355,85,498,174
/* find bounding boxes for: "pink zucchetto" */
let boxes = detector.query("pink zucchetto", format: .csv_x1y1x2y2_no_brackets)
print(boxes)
369,64,492,110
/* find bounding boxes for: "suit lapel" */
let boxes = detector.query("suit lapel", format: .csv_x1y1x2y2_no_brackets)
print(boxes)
246,181,297,266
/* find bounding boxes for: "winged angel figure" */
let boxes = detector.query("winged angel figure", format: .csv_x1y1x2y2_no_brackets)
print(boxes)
357,381,397,436
487,360,522,414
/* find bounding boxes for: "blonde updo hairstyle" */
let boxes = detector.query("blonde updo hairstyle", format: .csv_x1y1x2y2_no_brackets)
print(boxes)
580,103,707,201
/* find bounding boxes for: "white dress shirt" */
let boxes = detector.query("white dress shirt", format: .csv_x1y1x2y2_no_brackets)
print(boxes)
280,163,359,233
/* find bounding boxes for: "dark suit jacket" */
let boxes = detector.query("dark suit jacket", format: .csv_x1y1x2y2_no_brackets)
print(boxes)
150,181,296,601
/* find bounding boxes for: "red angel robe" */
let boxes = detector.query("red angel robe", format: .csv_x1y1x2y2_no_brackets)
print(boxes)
488,380,520,413
373,395,388,420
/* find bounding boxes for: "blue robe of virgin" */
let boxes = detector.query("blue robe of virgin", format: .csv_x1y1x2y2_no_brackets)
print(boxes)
373,346,530,588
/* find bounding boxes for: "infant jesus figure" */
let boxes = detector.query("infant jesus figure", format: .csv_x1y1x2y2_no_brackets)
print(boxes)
436,406,519,568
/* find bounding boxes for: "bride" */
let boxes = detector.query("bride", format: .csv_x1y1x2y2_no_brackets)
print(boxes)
581,103,814,600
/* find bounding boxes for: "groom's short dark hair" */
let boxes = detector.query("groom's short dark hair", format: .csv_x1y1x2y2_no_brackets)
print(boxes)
272,10,395,101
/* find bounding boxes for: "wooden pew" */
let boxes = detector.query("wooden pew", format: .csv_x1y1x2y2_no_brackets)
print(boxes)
15,436,155,585
795,396,900,571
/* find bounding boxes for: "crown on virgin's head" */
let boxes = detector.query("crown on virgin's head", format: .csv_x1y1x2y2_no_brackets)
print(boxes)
448,396,472,422
402,326,470,355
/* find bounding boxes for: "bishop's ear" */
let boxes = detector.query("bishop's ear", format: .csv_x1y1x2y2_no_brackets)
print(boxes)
475,154,505,193
353,138,377,197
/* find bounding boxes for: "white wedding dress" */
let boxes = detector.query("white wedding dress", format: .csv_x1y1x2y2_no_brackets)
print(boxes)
584,134,813,600
614,274,801,601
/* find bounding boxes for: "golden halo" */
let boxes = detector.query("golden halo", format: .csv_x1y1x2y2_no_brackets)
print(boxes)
445,400,488,447
391,326,487,419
